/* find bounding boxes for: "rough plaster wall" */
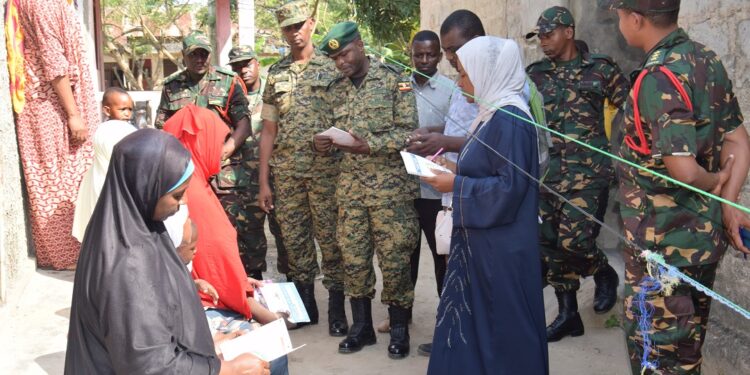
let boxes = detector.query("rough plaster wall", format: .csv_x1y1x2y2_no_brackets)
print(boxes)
678,3,750,374
421,0,750,373
0,0,33,303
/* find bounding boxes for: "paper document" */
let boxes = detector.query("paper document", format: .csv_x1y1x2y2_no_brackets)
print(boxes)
318,127,356,147
400,151,452,177
219,318,305,362
255,282,310,324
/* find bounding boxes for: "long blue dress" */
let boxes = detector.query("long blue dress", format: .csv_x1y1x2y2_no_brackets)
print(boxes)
427,106,549,375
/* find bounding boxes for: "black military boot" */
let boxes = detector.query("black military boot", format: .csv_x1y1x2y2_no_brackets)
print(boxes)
546,291,584,342
387,305,411,359
294,281,318,326
248,270,263,280
338,297,376,354
593,264,619,314
328,289,348,337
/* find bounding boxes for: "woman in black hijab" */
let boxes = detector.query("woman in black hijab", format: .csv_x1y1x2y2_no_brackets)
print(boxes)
64,129,268,375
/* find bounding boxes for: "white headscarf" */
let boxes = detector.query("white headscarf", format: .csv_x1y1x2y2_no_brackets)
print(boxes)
456,37,531,133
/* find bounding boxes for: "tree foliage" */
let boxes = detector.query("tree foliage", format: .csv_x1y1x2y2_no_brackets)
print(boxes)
100,0,420,90
254,0,419,66
102,0,200,90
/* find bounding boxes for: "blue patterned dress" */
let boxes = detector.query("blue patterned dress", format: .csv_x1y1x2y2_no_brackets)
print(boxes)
427,107,549,375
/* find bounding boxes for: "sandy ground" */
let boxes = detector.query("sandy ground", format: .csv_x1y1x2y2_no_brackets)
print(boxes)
0,218,631,374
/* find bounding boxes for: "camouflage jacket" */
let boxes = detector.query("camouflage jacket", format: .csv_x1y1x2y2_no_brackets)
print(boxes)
615,28,744,267
154,66,249,129
321,58,420,207
527,50,629,191
261,53,340,177
214,78,265,196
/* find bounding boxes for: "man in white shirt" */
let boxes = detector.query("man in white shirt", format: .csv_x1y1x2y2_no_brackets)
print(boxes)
405,10,484,357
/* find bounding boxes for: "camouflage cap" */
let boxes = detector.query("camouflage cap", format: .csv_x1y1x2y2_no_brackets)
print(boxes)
183,31,213,54
276,0,310,28
228,45,257,64
526,6,575,39
609,0,680,13
319,21,360,56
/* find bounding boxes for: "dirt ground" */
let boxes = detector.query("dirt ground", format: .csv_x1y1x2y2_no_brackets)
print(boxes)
0,220,631,374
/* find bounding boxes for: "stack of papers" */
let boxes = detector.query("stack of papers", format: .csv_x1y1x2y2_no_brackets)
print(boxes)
400,151,452,177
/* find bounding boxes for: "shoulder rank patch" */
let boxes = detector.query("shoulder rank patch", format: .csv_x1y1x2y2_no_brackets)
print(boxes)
644,49,666,68
398,81,412,92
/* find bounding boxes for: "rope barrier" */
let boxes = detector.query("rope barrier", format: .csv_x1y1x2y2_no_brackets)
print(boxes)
361,45,750,372
364,45,750,217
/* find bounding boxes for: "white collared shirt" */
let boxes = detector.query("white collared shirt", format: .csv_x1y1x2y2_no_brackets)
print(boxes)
411,72,456,200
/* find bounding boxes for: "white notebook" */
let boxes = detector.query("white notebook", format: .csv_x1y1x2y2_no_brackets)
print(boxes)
400,151,452,177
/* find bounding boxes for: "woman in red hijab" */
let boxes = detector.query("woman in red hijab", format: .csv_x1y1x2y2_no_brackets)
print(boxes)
163,104,253,318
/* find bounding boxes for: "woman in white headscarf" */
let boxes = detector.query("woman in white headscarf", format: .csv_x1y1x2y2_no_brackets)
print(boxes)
422,36,549,374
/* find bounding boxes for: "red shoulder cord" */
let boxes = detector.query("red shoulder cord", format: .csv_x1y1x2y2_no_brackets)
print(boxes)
625,66,694,156
216,77,248,124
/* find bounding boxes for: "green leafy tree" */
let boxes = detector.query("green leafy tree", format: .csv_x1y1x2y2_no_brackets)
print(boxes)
351,0,419,66
254,0,418,67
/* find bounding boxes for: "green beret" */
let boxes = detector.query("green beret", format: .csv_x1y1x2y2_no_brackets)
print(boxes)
319,21,360,56
276,0,310,28
525,6,575,39
183,31,212,54
228,45,257,64
609,0,680,13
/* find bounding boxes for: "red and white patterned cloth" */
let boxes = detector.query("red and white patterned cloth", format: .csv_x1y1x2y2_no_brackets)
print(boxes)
16,0,98,269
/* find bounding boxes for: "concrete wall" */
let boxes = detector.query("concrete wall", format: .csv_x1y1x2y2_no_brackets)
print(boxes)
0,0,33,304
421,0,750,373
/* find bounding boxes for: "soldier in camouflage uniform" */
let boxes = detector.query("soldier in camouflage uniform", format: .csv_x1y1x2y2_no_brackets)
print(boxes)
222,45,289,280
611,0,749,373
313,21,420,359
258,0,346,336
525,6,630,342
155,32,251,162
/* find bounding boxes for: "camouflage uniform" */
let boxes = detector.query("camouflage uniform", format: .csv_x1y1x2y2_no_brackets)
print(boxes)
155,65,248,129
321,57,420,308
614,26,743,374
154,32,248,129
262,52,343,290
218,45,289,276
527,29,630,292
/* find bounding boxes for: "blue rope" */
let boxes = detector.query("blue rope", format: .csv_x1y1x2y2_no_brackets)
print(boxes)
644,252,750,320
364,44,750,374
635,274,663,373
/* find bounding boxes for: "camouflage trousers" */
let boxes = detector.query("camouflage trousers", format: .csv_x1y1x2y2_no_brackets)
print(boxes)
219,190,289,275
337,201,419,308
623,247,718,375
540,186,610,291
274,173,344,291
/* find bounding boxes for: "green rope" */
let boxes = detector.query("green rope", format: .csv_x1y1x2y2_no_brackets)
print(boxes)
365,46,750,216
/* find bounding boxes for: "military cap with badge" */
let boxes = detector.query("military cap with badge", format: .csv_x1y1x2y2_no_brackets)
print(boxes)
319,21,361,56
